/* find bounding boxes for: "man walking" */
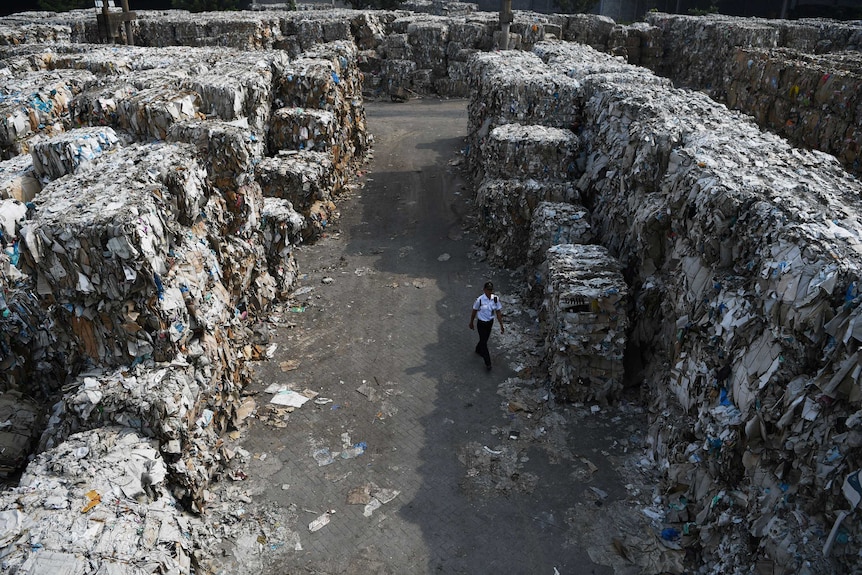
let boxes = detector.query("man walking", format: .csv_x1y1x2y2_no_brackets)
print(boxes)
469,281,504,370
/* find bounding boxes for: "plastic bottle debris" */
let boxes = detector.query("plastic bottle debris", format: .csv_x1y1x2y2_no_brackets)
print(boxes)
340,442,367,459
313,448,335,467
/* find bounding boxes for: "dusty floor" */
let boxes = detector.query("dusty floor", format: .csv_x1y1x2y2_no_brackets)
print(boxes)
205,99,676,575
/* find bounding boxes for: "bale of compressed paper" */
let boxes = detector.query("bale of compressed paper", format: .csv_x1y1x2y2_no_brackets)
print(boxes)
402,0,477,16
116,87,203,141
533,40,672,93
0,199,63,395
296,17,326,51
255,149,339,211
29,127,120,182
450,18,494,51
379,58,417,94
0,23,70,45
436,66,470,97
167,119,267,192
70,82,138,129
0,270,63,396
351,11,389,51
0,427,208,574
269,107,338,155
0,154,40,202
274,52,348,109
0,69,96,158
465,50,583,173
511,15,563,50
217,233,277,312
17,143,224,366
0,47,55,75
407,19,449,77
180,52,285,133
322,17,352,42
559,13,615,48
383,33,412,60
357,48,383,80
608,22,663,68
543,243,628,406
132,11,284,51
528,201,593,269
261,197,303,297
777,18,862,53
480,123,580,182
475,178,580,268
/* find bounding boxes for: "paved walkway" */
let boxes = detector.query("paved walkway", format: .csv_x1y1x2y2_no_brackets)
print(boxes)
233,99,646,575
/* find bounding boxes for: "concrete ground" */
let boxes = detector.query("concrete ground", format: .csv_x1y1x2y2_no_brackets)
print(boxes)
215,99,661,575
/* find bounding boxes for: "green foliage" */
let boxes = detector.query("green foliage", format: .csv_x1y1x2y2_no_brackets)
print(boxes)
688,1,718,16
553,0,598,15
36,0,91,12
344,0,403,9
170,0,249,11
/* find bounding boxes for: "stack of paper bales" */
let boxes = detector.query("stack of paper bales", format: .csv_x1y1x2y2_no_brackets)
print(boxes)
132,12,283,51
0,69,95,159
0,196,63,395
726,47,862,176
575,46,862,574
0,23,70,45
439,19,493,96
467,50,582,139
29,127,120,181
607,21,663,68
543,243,628,405
406,18,449,77
180,52,285,133
38,359,244,510
261,197,304,297
0,427,210,574
475,178,579,267
643,13,779,91
274,41,368,165
255,149,340,243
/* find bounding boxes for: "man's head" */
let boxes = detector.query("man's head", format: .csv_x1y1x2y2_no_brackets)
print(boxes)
483,281,494,295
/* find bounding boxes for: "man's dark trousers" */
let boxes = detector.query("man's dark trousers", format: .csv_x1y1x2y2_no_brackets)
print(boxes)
475,319,493,367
